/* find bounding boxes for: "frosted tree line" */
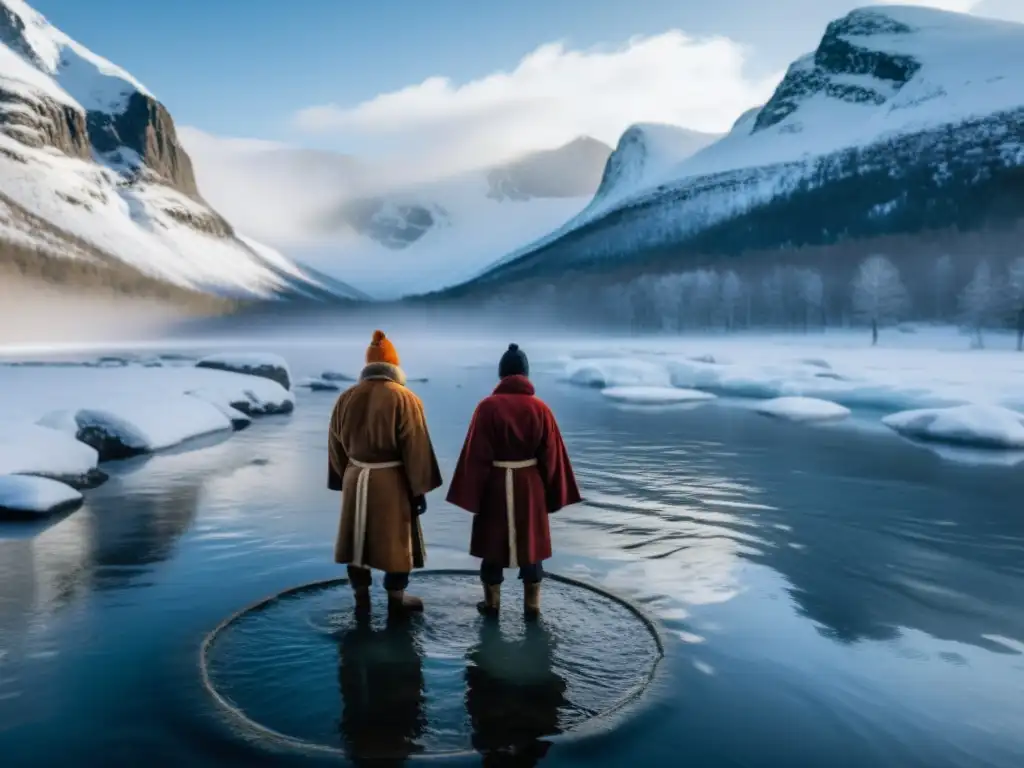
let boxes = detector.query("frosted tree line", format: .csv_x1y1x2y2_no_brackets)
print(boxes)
482,252,1024,349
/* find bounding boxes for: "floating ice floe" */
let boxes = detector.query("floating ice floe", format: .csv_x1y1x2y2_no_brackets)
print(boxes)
196,353,293,391
882,405,1024,450
297,377,342,392
38,395,235,461
754,397,851,423
0,422,105,489
565,358,672,389
0,475,83,518
601,386,717,405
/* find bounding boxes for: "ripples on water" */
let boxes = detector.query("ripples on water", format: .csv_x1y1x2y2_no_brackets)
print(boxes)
1,349,1023,767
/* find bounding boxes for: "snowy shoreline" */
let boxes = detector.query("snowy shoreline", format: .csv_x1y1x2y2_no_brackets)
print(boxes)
0,352,294,517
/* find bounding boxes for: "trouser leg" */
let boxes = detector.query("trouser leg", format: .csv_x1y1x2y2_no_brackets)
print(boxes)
347,565,372,614
383,572,410,592
480,561,505,585
518,562,544,584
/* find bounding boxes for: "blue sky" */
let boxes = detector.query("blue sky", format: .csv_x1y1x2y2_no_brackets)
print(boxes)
31,0,1022,156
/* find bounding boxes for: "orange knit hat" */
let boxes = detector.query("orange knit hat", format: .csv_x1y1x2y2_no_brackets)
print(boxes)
366,329,400,366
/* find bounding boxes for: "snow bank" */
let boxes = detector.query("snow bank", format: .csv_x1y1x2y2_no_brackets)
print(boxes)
0,422,103,488
755,397,851,423
882,405,1024,450
39,396,233,460
0,475,82,518
196,353,292,391
602,386,717,405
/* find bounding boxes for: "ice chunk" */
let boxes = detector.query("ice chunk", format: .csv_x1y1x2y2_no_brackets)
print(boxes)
566,358,672,388
0,422,105,489
602,386,717,405
196,353,292,391
0,476,83,519
882,405,1024,450
755,397,851,423
321,370,356,382
38,395,233,461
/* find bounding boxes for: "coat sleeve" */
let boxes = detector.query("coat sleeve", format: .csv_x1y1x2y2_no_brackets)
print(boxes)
327,394,348,491
445,402,494,514
397,392,443,498
539,404,582,513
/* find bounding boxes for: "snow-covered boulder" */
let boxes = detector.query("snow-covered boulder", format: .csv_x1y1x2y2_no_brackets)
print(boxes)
185,392,251,431
297,377,341,392
755,397,851,423
38,395,234,461
196,354,292,391
185,378,294,417
882,405,1024,450
565,358,672,389
0,423,106,489
0,475,83,519
602,386,717,405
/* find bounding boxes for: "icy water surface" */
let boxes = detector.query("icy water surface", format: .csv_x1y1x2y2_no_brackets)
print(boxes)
1,339,1023,768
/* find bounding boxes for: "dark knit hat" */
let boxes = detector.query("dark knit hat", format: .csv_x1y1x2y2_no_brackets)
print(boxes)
498,343,529,378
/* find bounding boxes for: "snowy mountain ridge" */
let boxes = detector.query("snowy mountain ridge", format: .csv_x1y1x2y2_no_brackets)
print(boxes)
0,0,363,301
461,5,1024,290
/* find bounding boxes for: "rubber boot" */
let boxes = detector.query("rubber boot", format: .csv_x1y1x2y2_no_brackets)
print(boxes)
524,582,541,619
353,585,371,616
477,584,501,617
387,590,424,615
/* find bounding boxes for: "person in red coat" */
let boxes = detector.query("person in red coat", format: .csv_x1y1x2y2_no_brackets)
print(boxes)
446,343,582,618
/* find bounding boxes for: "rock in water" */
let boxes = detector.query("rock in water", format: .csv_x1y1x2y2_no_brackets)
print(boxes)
321,371,356,382
0,475,83,519
196,354,292,391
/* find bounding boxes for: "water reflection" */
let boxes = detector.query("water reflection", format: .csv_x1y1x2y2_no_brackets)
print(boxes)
465,621,568,766
337,613,426,764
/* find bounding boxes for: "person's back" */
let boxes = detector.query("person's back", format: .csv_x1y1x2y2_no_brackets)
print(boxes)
328,330,442,615
447,343,581,618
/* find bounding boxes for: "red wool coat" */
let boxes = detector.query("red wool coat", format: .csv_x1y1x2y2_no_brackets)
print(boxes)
446,375,581,567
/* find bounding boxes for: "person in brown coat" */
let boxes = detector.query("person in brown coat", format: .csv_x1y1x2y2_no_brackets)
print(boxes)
328,330,443,614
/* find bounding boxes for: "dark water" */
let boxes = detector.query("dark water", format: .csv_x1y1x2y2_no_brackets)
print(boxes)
1,339,1023,768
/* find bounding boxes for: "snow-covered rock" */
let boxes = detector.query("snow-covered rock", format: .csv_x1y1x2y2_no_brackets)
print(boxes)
754,396,851,423
321,370,356,383
38,396,234,460
297,377,341,392
195,353,292,391
0,422,105,488
882,405,1024,450
464,6,1024,291
0,0,362,301
565,358,673,389
184,392,251,431
601,386,717,405
0,474,82,518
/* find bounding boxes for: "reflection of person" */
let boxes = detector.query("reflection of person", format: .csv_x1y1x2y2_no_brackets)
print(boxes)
465,621,568,766
337,613,426,763
328,330,443,615
447,343,581,618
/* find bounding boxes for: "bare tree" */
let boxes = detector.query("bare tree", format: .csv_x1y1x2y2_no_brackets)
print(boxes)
1007,257,1024,351
795,268,824,331
851,255,910,345
959,260,1001,348
932,254,954,322
721,270,743,331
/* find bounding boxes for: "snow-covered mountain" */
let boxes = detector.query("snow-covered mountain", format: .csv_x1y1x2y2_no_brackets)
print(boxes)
459,5,1024,292
0,0,363,301
183,134,624,299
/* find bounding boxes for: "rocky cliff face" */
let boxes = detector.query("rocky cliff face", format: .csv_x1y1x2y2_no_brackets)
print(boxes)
0,86,90,157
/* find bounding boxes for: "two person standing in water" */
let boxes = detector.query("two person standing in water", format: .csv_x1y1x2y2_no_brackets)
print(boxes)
327,330,581,617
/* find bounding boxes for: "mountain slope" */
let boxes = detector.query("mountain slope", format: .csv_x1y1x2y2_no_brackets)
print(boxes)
459,6,1024,292
183,134,621,300
0,0,363,301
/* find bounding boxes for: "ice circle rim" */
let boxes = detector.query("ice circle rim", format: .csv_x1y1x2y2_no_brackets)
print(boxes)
199,568,667,761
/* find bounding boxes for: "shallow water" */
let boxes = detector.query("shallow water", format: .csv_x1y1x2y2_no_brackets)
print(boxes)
1,339,1023,768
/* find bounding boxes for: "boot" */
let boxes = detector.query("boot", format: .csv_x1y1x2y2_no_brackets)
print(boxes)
387,590,424,615
353,585,371,616
477,584,501,616
524,582,541,619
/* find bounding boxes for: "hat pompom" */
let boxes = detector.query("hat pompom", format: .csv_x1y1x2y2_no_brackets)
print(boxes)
508,343,519,352
371,330,386,345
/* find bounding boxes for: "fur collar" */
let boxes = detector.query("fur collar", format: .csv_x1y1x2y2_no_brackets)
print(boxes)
493,375,534,396
360,362,407,386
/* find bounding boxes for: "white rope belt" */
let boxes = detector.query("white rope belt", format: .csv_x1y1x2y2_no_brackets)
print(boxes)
348,459,402,567
492,459,538,568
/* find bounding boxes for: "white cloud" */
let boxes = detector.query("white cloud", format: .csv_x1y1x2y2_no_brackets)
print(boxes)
877,0,980,11
292,32,782,175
